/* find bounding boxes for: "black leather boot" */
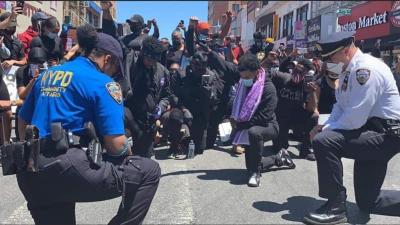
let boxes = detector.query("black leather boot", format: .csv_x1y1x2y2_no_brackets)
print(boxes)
303,192,348,225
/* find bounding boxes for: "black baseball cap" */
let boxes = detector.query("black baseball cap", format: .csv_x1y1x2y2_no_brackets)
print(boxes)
31,11,49,23
95,33,124,77
126,14,144,25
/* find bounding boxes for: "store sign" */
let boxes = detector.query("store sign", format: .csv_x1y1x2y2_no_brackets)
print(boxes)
307,15,321,42
341,11,388,32
294,21,306,40
390,1,400,27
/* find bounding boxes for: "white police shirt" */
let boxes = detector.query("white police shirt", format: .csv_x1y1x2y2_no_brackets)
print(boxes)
323,49,400,130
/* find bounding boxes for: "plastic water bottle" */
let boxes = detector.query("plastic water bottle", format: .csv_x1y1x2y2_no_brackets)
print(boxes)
187,140,195,159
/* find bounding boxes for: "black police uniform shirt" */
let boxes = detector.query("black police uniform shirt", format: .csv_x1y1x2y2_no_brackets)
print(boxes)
19,56,125,137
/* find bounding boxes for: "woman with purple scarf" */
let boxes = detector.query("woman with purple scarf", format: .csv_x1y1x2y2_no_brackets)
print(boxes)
231,54,294,187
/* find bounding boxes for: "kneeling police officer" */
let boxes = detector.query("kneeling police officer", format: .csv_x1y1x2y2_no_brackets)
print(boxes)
15,25,161,225
304,31,400,224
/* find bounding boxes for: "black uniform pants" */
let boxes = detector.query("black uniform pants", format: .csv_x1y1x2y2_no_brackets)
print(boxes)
16,148,161,225
313,128,400,216
244,124,279,173
273,108,318,152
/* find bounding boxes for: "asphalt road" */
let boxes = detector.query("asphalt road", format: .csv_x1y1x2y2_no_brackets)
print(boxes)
1,141,400,224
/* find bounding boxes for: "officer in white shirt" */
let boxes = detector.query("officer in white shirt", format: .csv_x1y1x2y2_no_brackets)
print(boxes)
304,31,400,225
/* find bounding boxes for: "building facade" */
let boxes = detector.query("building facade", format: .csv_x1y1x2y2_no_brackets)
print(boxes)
63,1,116,28
208,1,243,34
0,1,63,34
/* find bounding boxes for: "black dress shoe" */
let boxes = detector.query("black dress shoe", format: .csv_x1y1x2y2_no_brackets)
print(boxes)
303,194,347,225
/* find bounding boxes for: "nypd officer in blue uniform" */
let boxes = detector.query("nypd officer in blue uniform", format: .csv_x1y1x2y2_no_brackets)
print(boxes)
16,25,161,225
303,31,400,224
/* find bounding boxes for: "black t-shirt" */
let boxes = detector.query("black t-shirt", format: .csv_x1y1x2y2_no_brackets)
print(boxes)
16,65,31,88
316,77,336,114
271,71,306,111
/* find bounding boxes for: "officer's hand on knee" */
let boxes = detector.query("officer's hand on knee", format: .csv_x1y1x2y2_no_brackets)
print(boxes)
310,125,324,141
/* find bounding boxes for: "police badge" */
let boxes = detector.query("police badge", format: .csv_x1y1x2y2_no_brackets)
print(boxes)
356,68,370,85
106,82,123,104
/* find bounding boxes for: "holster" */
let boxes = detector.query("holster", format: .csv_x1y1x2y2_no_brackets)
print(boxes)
83,122,103,168
365,117,400,138
50,122,69,154
0,125,40,176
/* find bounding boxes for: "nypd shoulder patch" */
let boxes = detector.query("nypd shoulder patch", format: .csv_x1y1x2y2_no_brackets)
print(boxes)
106,82,123,104
355,68,370,85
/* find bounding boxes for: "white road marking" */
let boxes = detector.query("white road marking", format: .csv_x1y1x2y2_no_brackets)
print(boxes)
144,163,195,224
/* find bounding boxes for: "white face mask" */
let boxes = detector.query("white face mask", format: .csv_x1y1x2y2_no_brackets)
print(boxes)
326,62,344,77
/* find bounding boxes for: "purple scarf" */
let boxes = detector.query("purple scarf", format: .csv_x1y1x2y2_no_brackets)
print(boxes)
231,68,265,145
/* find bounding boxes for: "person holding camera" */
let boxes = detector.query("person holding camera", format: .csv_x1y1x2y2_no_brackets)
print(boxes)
173,51,222,155
271,58,319,161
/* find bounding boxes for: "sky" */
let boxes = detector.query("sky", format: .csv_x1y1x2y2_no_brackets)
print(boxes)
116,1,208,40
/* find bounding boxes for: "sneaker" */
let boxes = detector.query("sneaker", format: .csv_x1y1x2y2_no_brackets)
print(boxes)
247,172,261,187
167,154,176,159
275,149,296,169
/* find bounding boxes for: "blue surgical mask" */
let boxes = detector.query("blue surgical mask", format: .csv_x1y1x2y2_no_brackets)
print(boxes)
241,78,253,87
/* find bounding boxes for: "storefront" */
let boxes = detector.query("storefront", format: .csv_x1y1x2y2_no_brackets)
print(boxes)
306,15,321,52
256,12,275,38
389,1,400,68
338,1,398,67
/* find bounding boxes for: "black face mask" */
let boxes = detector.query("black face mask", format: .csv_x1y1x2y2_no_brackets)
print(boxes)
130,24,142,35
4,29,15,36
172,39,181,49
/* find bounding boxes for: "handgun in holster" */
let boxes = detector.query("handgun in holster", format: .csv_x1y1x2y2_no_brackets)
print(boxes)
83,122,103,168
366,117,400,138
0,125,40,176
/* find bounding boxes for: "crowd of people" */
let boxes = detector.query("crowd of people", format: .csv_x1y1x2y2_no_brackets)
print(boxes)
0,2,400,225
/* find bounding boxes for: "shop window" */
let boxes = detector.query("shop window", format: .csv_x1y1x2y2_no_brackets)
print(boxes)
50,1,57,10
296,4,308,22
232,4,240,14
278,17,281,39
283,11,293,38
